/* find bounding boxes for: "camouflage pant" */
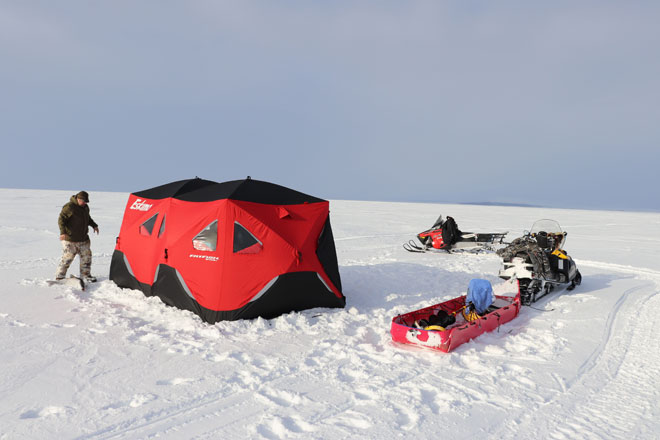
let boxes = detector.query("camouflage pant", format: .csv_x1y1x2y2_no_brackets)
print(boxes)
56,240,92,279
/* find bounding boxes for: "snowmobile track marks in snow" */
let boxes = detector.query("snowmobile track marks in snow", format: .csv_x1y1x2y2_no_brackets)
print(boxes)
492,279,660,440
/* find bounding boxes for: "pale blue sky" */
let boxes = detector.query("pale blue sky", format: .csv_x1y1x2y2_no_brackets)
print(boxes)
1,1,658,211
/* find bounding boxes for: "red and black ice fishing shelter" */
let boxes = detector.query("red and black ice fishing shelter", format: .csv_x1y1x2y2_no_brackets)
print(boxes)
109,177,345,323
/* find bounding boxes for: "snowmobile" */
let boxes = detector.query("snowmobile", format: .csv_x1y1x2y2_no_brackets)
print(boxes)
403,215,508,253
497,219,581,305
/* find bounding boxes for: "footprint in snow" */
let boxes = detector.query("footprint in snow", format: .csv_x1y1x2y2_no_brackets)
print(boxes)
40,323,76,329
129,393,157,408
255,415,316,439
100,394,157,411
20,406,69,419
156,377,195,386
87,328,107,334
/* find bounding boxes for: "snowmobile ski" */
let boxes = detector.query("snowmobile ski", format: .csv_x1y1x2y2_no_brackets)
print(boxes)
403,240,432,253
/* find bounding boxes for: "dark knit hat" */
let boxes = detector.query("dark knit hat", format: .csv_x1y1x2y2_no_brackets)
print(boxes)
76,191,89,202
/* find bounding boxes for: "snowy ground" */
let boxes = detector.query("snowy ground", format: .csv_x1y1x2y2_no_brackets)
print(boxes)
1,188,659,439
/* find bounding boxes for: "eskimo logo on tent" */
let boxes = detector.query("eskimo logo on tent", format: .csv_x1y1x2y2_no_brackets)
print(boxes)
189,254,219,262
130,199,153,212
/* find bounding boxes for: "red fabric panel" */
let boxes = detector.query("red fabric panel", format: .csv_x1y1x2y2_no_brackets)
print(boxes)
117,195,339,313
163,199,226,310
213,201,301,310
116,195,169,285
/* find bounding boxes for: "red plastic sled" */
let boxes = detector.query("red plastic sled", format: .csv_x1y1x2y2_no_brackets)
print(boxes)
390,282,521,353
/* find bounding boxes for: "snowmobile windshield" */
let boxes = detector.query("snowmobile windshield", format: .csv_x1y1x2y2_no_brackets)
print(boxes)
530,219,566,248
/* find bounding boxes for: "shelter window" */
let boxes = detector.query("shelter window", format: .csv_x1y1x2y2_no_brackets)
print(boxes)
139,213,159,236
158,215,166,238
193,220,218,252
233,222,263,254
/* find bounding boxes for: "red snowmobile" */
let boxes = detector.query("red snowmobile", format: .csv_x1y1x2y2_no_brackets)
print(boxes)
404,215,508,253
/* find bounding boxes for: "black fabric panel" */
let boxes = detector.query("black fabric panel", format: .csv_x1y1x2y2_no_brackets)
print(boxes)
140,213,158,235
227,179,325,204
199,271,346,323
233,222,258,253
151,264,204,316
178,179,243,202
131,177,325,204
145,266,344,324
316,216,343,292
109,250,152,296
133,178,217,200
177,179,326,204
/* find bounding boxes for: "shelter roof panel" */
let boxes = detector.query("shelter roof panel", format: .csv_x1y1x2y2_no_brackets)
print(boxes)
178,179,326,205
133,178,218,200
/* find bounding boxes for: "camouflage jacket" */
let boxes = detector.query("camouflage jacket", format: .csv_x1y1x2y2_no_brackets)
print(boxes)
58,195,98,242
496,236,551,278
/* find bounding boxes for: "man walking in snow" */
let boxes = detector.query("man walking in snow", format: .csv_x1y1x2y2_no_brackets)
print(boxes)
55,191,99,282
